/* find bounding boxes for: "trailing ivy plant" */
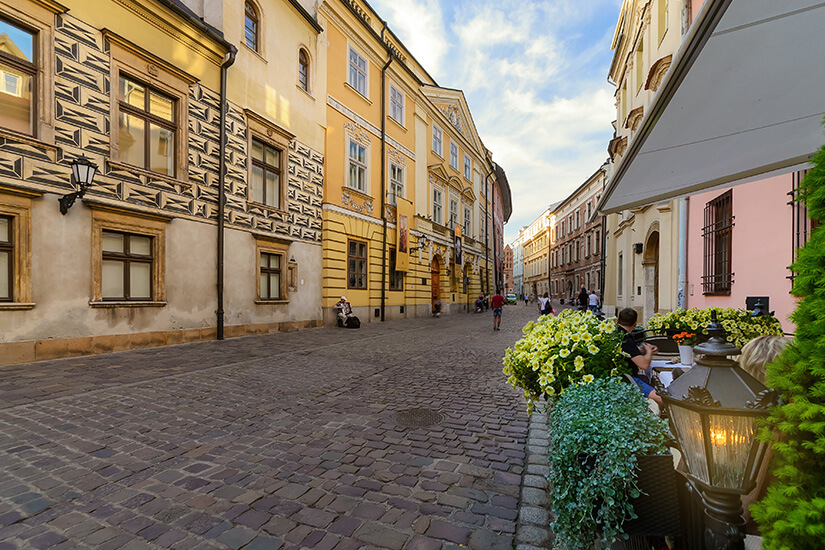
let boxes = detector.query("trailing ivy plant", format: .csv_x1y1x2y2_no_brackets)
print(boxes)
548,378,670,550
751,130,825,548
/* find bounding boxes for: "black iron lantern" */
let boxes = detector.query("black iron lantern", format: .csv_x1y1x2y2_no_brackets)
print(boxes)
659,312,777,550
59,155,98,214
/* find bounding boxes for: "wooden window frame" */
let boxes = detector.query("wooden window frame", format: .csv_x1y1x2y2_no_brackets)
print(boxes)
449,198,458,229
0,214,11,301
0,186,36,310
254,236,291,303
298,48,310,93
348,139,368,193
432,187,443,225
389,248,403,291
101,230,154,301
464,155,471,180
348,46,368,97
107,33,192,185
259,252,282,300
90,204,169,307
245,109,293,213
702,190,734,295
463,205,472,238
250,138,282,208
347,239,368,290
245,1,259,52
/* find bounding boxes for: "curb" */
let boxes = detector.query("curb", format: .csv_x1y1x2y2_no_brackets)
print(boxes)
515,410,554,549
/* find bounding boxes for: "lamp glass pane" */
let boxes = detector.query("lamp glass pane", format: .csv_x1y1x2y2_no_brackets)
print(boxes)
669,404,710,484
708,413,757,490
102,260,124,299
149,123,174,176
118,112,145,168
129,262,151,299
0,251,9,299
102,232,124,253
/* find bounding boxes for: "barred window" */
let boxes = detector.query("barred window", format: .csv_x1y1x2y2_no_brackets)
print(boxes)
702,190,734,294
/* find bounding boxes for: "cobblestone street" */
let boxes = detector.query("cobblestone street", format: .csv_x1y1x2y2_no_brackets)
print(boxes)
0,305,548,550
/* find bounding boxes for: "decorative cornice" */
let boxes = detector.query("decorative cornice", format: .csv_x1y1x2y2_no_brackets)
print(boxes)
82,198,174,223
31,0,68,14
625,105,644,131
0,184,45,199
437,104,465,138
341,190,374,215
344,121,372,146
645,55,672,92
327,95,415,160
244,109,296,142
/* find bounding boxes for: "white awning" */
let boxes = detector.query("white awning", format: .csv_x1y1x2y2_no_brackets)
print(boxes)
600,0,825,213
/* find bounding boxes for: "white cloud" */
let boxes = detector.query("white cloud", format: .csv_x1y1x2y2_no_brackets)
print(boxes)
371,0,449,75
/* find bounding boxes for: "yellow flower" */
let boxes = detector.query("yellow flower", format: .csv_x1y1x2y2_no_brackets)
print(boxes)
574,356,584,371
559,348,570,358
588,344,599,355
583,374,594,383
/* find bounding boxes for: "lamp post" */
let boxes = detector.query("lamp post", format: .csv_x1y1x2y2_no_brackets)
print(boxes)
59,155,98,214
659,312,777,550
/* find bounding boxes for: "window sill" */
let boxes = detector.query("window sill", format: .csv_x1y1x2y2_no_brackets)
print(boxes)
343,187,374,202
107,160,191,188
388,116,406,132
255,299,289,305
297,85,314,100
344,82,371,104
242,43,268,64
0,302,36,311
0,128,57,152
89,301,167,308
247,200,287,215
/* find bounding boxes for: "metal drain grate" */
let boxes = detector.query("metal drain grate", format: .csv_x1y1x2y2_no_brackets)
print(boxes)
392,408,445,428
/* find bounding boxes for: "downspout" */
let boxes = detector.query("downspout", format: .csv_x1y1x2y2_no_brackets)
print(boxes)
380,22,392,322
677,197,688,309
217,46,237,340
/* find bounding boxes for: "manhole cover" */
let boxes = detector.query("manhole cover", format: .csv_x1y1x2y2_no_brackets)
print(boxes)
392,408,445,428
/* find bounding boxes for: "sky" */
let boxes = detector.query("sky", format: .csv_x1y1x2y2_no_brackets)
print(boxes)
367,0,623,243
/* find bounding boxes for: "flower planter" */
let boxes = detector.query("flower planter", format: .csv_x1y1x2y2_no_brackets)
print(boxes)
623,453,682,538
678,345,694,366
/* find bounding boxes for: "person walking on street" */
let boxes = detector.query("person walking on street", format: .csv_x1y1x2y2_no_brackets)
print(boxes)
588,289,599,313
538,292,552,317
577,287,588,311
491,289,505,331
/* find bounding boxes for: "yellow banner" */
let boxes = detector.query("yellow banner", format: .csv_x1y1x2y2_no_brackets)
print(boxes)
396,198,413,271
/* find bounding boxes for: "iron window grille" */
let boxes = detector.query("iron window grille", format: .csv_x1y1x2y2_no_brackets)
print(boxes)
789,169,816,283
702,189,734,294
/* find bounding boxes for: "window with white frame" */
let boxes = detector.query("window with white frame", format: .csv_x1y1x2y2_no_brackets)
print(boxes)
389,163,403,205
389,84,404,125
464,155,471,180
432,125,442,156
348,140,367,192
450,142,458,169
348,47,367,96
432,188,443,225
449,198,458,229
463,206,471,237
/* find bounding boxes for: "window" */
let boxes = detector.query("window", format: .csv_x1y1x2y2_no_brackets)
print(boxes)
595,230,600,254
0,215,11,301
450,142,458,169
298,49,309,92
260,252,281,300
463,206,472,237
702,190,734,294
348,140,367,193
449,199,458,229
244,1,259,52
101,231,153,301
389,248,403,291
348,47,367,96
250,138,282,208
389,84,404,125
432,125,442,156
0,18,34,135
618,253,623,297
658,0,669,44
463,155,471,180
635,38,644,93
389,163,403,205
117,75,176,176
432,188,443,225
348,239,367,289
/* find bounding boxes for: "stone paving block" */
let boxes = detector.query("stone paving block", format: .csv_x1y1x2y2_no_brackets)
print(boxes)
425,519,471,544
516,524,552,547
353,521,408,550
215,525,257,549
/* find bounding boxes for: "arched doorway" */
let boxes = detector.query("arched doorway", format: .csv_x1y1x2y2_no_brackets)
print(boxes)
431,256,441,310
643,230,660,318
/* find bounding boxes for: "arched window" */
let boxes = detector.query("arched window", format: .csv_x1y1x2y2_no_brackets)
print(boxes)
244,1,259,52
298,49,309,92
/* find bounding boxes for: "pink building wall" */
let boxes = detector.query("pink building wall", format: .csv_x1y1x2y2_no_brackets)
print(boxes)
685,174,796,333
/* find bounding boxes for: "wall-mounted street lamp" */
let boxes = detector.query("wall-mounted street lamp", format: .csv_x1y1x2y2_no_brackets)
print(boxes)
659,312,777,550
59,155,98,215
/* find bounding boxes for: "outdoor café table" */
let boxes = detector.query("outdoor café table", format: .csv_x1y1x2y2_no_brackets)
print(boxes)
651,358,689,388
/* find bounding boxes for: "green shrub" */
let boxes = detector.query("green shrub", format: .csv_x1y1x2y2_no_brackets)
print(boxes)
548,378,670,550
751,135,825,547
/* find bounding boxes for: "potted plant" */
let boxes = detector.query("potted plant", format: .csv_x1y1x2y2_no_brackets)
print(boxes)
672,331,697,365
647,307,783,349
548,378,678,550
502,309,630,412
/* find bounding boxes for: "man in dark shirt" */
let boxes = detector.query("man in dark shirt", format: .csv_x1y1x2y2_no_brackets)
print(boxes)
491,289,505,331
617,308,662,405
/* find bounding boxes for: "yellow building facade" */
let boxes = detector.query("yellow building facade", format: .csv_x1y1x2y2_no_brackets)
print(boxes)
318,0,494,323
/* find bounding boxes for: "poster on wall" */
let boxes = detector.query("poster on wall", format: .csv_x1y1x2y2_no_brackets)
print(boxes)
396,198,413,271
453,224,463,266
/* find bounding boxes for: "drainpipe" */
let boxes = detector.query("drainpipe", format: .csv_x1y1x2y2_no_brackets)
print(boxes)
380,22,392,322
217,46,237,340
677,197,688,309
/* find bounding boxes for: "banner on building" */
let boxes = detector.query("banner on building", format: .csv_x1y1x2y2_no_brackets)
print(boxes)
395,198,413,271
454,224,463,266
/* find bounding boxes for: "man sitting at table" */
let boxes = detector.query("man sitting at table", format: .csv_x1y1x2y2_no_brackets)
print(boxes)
617,308,662,406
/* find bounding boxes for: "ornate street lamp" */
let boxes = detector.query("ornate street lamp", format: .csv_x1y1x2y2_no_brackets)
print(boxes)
59,155,98,214
658,312,777,550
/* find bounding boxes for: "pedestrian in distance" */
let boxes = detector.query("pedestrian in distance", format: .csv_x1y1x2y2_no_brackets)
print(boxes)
538,292,553,317
491,289,505,331
588,289,600,313
578,287,588,311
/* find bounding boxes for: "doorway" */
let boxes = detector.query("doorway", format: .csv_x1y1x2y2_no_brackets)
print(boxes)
431,256,441,310
643,230,660,318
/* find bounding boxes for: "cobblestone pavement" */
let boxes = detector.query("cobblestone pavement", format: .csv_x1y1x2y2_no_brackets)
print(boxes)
0,303,552,550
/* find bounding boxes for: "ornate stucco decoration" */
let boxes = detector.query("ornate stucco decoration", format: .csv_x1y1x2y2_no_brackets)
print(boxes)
344,0,371,24
608,136,628,161
388,147,406,166
625,106,644,131
384,205,396,223
645,55,672,92
438,105,465,137
344,122,371,146
342,191,373,215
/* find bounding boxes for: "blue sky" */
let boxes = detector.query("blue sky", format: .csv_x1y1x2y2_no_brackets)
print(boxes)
367,0,623,242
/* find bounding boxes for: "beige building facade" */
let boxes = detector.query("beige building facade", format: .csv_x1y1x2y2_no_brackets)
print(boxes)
521,207,552,299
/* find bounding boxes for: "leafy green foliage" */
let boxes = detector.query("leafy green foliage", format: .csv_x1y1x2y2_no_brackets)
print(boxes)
548,378,670,550
502,310,630,412
751,135,825,548
647,307,784,349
